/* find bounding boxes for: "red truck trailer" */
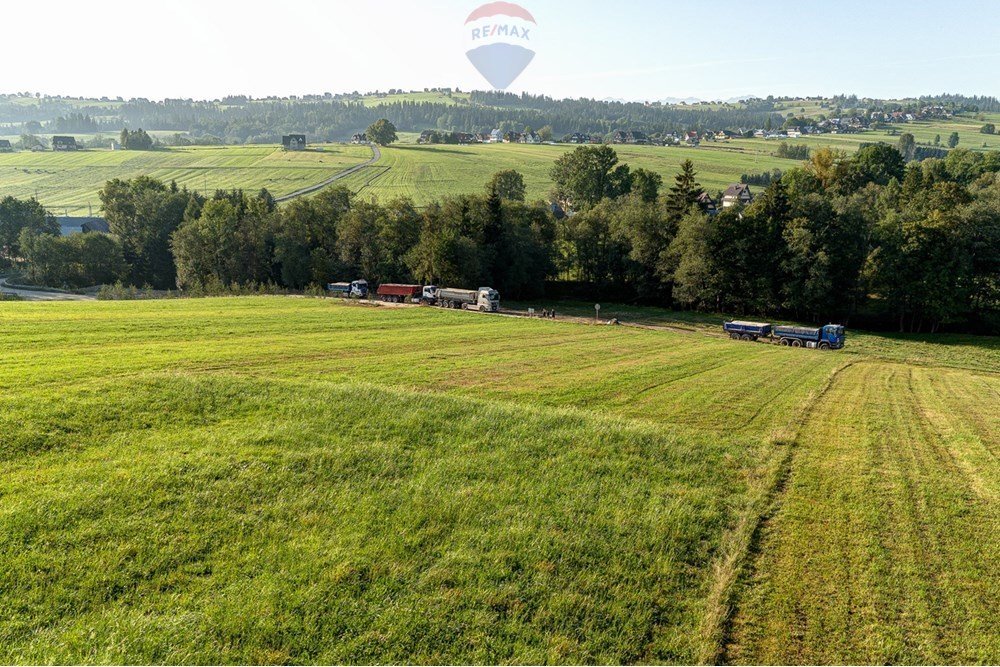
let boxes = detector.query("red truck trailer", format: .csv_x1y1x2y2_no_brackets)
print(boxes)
376,283,423,303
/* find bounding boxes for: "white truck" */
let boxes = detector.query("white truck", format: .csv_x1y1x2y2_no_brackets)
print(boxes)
434,286,500,312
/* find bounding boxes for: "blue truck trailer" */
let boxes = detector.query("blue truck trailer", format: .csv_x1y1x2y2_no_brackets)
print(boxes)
724,321,846,349
723,321,773,341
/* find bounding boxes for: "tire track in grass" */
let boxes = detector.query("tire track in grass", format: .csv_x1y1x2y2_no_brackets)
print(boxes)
723,362,1000,664
694,360,856,665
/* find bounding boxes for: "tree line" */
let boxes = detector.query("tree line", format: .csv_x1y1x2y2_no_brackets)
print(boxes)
2,144,997,333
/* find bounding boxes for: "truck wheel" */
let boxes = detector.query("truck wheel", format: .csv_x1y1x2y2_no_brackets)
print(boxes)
779,338,790,346
791,339,802,348
741,334,752,341
480,305,486,312
819,342,830,350
730,333,740,340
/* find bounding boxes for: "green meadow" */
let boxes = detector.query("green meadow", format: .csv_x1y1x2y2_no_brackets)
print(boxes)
0,144,373,216
0,297,996,663
338,141,804,205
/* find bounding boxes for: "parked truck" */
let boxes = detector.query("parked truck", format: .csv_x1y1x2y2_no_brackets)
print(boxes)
724,320,845,350
773,324,845,349
376,283,423,303
326,279,368,298
435,286,500,312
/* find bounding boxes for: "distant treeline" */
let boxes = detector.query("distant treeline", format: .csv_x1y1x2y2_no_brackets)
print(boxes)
2,92,996,145
2,142,998,333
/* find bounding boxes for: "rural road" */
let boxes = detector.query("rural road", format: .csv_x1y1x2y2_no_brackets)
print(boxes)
275,143,382,202
0,278,95,302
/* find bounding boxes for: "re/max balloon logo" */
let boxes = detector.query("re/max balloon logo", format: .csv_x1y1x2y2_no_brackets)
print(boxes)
464,2,536,90
470,24,531,41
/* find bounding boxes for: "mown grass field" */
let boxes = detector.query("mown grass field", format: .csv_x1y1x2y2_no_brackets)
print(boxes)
338,141,805,205
0,144,372,216
0,297,996,664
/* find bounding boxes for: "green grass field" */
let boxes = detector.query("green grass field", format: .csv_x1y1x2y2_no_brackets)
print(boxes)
0,144,373,216
338,141,804,205
0,297,996,663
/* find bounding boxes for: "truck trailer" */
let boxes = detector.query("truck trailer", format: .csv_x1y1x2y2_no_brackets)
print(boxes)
435,287,500,312
376,283,423,303
723,320,772,341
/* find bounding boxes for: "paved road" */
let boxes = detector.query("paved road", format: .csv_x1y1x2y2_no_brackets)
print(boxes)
0,278,95,301
274,143,382,202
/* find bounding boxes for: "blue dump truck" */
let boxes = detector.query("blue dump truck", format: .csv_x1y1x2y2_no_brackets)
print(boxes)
326,279,369,298
724,321,846,350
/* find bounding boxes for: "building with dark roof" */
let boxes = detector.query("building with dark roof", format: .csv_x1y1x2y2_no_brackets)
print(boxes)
722,183,753,208
282,134,306,150
52,136,78,151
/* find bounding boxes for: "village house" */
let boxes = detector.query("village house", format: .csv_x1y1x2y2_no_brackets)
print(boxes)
350,133,367,144
52,136,78,151
0,139,12,152
722,183,753,208
786,128,802,138
697,191,718,215
611,130,649,145
503,131,521,143
282,134,306,151
519,131,541,144
685,131,700,146
490,128,504,143
567,132,592,144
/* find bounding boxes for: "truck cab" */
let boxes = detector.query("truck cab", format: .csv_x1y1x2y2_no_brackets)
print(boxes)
821,324,845,349
421,285,438,304
477,287,500,312
326,279,369,299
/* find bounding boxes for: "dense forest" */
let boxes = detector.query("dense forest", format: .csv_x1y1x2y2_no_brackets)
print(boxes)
2,141,997,333
2,91,997,144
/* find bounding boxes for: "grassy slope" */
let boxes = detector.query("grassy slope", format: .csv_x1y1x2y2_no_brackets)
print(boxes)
0,145,372,215
0,298,832,663
726,362,999,664
0,298,996,663
338,142,804,205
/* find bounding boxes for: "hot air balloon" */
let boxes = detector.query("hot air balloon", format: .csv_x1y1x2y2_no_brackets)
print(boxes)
464,2,536,89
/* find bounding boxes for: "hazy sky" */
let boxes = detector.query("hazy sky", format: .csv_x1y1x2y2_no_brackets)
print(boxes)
4,0,999,101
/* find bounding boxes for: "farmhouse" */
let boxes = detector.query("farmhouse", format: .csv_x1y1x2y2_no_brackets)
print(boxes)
722,183,753,208
282,134,306,150
0,139,12,152
567,132,591,144
697,192,718,215
519,131,541,144
490,129,504,143
52,136,78,151
350,133,367,144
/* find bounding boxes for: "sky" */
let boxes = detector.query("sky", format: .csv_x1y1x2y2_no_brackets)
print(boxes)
3,0,1000,101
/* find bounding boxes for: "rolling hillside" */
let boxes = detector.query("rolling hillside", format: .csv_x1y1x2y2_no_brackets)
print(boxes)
0,144,373,216
1,297,996,663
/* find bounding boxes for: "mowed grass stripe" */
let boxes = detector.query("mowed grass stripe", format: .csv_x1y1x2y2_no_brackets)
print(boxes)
0,299,837,437
725,362,1000,664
